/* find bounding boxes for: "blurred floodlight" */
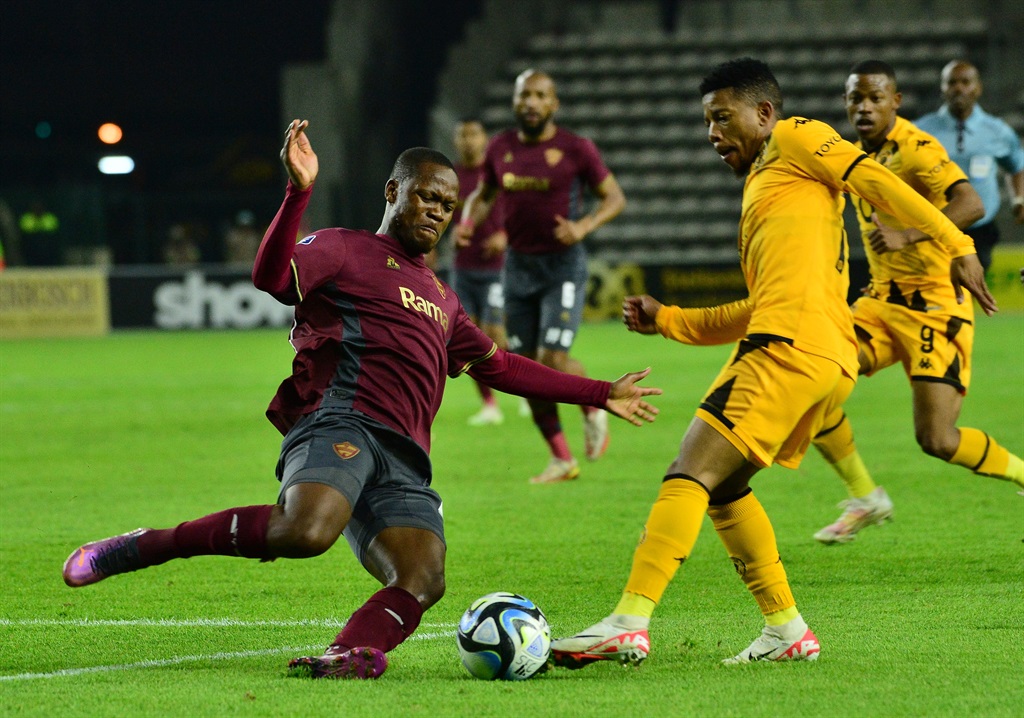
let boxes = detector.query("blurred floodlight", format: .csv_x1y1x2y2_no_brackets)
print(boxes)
35,121,52,139
98,122,123,144
98,155,135,174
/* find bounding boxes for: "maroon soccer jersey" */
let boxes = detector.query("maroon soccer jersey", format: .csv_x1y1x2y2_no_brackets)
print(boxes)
264,227,495,454
254,183,612,454
482,127,611,255
454,162,505,272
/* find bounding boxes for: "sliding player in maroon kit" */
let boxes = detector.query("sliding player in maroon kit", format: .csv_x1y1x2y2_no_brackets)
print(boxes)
452,119,510,426
459,69,627,484
61,120,661,680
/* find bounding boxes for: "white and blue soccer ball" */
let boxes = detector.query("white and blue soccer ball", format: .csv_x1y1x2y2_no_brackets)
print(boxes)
457,592,551,680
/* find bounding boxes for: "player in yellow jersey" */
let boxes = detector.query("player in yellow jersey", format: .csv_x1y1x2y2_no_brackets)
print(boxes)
549,58,996,667
811,61,1024,544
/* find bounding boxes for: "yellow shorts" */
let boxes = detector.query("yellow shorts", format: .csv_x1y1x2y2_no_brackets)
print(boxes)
696,338,855,469
852,296,973,393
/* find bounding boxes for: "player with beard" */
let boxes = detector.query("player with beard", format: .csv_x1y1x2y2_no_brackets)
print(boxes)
61,120,663,680
810,61,1024,544
548,58,995,668
458,69,626,484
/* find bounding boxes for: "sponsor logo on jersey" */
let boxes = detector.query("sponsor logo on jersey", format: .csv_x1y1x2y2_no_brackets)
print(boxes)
813,133,843,158
915,139,932,149
502,172,551,192
387,256,400,270
793,118,811,127
333,442,360,459
544,148,564,167
299,234,316,244
399,286,449,330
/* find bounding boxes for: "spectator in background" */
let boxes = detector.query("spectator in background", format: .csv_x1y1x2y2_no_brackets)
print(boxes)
452,119,510,427
224,210,263,267
18,200,62,266
162,223,201,266
916,60,1024,271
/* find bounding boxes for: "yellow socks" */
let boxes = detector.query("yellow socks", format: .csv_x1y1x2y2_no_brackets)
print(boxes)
708,490,796,619
813,410,877,499
830,452,877,499
951,428,1024,488
621,477,710,608
614,592,656,620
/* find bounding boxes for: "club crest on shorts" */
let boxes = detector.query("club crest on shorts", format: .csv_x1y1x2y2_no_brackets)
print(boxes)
544,148,564,167
332,442,360,459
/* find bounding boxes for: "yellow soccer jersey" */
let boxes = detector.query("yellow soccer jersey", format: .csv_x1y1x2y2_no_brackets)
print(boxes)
737,117,861,377
852,116,972,316
730,117,977,379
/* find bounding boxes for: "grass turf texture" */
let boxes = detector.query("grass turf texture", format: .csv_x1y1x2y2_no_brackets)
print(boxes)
1,317,1021,717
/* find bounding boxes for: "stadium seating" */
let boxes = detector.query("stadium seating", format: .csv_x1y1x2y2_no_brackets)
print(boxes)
474,13,990,264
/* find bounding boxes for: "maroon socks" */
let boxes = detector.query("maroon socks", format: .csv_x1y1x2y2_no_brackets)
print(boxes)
135,504,274,566
328,587,424,654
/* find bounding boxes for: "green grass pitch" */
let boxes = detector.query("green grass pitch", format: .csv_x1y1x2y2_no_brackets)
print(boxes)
1,316,1021,716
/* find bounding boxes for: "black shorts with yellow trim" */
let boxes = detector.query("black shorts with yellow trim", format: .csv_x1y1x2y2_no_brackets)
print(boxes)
696,335,855,469
852,296,973,394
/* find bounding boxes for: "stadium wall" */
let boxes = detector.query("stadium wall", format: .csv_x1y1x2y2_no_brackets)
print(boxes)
3,251,1020,339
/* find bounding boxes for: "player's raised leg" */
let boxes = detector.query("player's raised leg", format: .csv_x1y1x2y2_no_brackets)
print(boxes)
913,380,1024,489
62,482,349,588
812,407,894,544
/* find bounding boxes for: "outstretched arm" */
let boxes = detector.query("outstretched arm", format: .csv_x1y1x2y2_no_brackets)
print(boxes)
624,295,752,345
252,120,318,297
467,350,661,426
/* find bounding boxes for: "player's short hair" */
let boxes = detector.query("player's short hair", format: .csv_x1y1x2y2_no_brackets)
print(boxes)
391,148,455,183
850,60,897,83
699,58,783,114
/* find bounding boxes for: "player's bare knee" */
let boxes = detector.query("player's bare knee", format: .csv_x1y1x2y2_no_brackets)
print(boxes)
419,571,446,609
394,567,445,609
915,427,957,460
276,516,340,557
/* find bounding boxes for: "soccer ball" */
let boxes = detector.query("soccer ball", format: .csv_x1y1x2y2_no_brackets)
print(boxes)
456,592,551,680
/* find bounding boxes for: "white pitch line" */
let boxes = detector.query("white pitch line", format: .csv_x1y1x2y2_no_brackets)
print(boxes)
0,618,451,629
0,630,454,682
